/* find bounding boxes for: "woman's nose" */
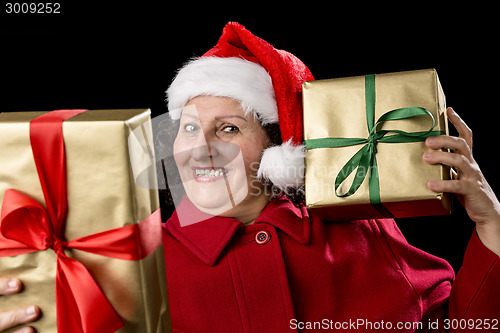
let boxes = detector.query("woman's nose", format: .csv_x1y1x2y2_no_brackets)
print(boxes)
190,131,217,161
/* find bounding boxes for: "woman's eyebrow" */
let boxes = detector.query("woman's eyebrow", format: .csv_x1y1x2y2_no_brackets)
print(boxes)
181,113,198,119
215,115,248,122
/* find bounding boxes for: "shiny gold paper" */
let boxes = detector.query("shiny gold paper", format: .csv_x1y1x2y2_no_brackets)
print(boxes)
303,69,451,221
0,109,171,332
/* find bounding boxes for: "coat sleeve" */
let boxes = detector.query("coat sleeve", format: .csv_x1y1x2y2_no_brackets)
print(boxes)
448,229,500,325
376,219,499,332
373,219,453,331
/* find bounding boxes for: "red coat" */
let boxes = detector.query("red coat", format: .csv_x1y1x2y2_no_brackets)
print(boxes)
162,195,500,332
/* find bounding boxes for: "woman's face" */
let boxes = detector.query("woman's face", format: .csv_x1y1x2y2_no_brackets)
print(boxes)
173,96,271,220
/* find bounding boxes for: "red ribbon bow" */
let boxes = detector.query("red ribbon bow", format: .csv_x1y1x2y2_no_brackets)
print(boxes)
0,110,162,333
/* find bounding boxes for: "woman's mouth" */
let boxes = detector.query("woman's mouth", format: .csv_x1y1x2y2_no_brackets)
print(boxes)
192,167,229,183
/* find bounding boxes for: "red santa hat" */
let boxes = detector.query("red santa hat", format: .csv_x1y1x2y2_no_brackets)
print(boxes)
166,22,314,191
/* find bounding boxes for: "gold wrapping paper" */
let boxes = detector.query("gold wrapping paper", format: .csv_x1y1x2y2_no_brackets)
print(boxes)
0,109,171,332
303,69,451,221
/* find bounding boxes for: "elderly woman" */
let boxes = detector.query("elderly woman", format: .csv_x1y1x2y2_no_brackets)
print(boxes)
2,22,499,332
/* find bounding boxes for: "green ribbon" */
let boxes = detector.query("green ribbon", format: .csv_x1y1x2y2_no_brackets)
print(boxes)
304,74,444,215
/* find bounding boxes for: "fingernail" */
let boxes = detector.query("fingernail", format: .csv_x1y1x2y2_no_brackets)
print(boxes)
7,279,19,290
423,152,432,158
26,305,36,316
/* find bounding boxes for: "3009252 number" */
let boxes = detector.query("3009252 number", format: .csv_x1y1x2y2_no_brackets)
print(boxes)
5,3,61,14
443,318,499,330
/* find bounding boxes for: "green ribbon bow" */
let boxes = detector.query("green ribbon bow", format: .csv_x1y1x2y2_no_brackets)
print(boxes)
304,74,444,215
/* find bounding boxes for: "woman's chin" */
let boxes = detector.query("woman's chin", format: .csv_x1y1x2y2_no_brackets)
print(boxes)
185,183,249,217
190,197,235,216
186,185,230,210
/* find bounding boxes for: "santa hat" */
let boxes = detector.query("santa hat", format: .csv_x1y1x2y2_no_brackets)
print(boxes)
166,22,314,191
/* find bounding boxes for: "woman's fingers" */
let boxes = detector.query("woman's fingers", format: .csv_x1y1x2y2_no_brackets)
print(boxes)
0,278,40,332
423,150,477,179
0,305,40,332
425,134,473,160
422,107,478,197
446,107,473,149
11,326,36,333
0,278,22,296
424,108,476,185
427,179,466,195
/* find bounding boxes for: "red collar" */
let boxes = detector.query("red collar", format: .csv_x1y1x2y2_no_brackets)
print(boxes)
165,195,311,265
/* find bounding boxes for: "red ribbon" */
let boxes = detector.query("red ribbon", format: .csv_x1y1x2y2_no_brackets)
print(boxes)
0,110,162,333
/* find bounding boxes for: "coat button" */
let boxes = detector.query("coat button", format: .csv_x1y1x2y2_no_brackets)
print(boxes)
255,230,270,245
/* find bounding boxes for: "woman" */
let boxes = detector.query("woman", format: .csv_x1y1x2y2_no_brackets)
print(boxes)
2,22,499,332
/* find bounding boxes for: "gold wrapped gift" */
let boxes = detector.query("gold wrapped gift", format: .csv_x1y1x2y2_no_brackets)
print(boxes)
0,109,171,332
303,69,451,221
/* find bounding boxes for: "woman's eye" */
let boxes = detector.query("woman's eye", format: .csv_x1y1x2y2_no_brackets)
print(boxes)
220,125,239,133
183,123,199,132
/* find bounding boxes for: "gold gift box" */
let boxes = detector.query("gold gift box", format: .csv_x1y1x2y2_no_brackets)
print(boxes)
0,109,171,332
303,69,451,221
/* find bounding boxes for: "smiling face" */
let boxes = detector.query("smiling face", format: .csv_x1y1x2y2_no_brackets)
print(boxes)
173,96,271,222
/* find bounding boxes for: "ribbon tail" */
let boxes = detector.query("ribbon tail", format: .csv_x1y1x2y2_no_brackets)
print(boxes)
335,145,371,197
367,151,381,206
56,254,123,333
67,209,162,260
366,153,394,218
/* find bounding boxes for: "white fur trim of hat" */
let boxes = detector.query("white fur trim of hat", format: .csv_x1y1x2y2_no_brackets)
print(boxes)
167,57,278,125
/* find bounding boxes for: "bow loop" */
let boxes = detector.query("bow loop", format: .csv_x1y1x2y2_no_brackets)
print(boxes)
0,189,53,253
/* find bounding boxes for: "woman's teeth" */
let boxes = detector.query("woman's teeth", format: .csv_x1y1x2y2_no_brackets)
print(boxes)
194,168,228,177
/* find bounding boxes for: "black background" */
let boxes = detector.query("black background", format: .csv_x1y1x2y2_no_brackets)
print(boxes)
1,3,497,272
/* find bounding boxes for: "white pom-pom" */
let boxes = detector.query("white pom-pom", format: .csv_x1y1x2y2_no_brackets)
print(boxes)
257,139,306,191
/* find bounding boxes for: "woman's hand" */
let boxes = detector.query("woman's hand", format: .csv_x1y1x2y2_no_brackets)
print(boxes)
423,107,500,255
0,278,40,333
